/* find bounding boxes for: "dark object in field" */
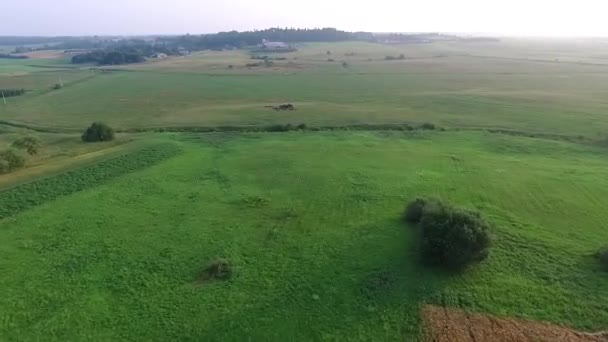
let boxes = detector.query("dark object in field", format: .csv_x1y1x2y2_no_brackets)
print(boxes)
82,122,115,142
597,248,608,271
0,88,26,97
200,259,232,282
405,197,492,270
385,54,406,61
420,122,436,130
265,103,296,111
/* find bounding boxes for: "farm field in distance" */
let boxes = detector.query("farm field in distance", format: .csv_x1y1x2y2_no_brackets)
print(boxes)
2,40,608,135
1,36,608,341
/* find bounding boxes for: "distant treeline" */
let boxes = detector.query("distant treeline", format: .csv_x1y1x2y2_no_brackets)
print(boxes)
0,89,26,97
0,54,29,59
70,28,366,65
0,36,66,46
163,28,371,50
71,42,179,65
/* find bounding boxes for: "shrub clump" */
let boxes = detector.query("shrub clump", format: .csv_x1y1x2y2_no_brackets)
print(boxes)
200,258,233,282
11,136,41,155
81,122,115,142
420,123,436,130
0,149,26,174
405,198,492,270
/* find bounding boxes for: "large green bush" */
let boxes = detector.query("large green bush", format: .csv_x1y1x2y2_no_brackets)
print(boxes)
0,149,25,174
81,122,115,142
420,202,492,269
405,198,492,270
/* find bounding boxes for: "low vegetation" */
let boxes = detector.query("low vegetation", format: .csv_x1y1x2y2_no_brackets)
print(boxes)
0,54,28,59
200,259,233,282
3,38,608,340
0,149,25,174
1,133,608,340
72,50,146,65
0,143,180,219
82,122,115,142
0,89,26,97
11,136,41,155
406,198,492,270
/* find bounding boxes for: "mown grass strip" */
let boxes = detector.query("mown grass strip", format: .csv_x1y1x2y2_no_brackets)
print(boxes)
0,143,181,220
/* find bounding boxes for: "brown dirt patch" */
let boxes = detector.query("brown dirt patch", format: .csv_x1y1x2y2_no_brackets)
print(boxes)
422,305,608,342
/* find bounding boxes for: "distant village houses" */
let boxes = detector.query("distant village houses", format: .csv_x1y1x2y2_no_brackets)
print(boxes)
151,53,168,59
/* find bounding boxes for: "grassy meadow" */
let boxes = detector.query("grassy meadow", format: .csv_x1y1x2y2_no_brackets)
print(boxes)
1,38,608,340
2,40,608,136
1,131,608,340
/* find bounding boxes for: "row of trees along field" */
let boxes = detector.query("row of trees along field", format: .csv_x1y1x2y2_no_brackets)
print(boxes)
69,28,372,65
163,28,371,50
71,42,179,65
0,89,25,97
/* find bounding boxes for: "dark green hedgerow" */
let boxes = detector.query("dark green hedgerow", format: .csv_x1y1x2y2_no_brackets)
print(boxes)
0,144,181,220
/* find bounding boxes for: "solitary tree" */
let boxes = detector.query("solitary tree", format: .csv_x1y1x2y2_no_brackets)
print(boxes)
82,122,115,142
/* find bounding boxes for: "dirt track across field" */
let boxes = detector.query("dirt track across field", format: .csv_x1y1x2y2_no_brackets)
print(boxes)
422,305,608,342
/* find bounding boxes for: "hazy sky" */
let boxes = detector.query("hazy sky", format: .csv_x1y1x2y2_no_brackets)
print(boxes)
1,0,606,36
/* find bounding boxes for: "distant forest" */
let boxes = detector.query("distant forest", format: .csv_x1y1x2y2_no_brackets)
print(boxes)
165,28,372,50
1,28,470,67
68,28,369,66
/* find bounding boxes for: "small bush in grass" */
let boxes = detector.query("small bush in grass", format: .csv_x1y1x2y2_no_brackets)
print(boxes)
82,122,115,142
598,248,608,271
0,149,25,174
11,136,41,155
200,258,232,282
419,203,492,270
420,123,436,130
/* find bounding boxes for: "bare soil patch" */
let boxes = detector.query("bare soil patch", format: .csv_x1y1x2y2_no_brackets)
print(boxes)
422,305,608,342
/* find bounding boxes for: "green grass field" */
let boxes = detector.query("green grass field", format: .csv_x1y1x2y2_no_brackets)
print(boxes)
1,131,607,340
1,38,608,340
2,41,608,136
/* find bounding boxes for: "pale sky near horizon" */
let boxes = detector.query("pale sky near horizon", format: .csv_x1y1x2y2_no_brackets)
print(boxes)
1,0,606,37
